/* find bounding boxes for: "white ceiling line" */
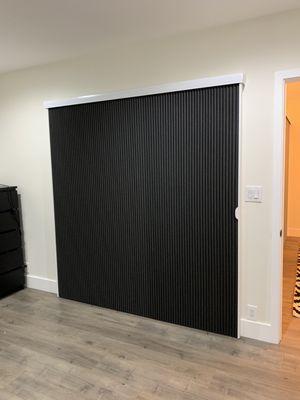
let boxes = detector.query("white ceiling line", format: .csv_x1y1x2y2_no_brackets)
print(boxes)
44,73,245,109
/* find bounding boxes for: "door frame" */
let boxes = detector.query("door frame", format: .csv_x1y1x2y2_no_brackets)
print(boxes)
272,69,300,344
283,117,291,242
45,73,244,338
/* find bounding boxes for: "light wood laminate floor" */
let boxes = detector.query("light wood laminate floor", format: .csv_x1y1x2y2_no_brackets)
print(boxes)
0,275,300,399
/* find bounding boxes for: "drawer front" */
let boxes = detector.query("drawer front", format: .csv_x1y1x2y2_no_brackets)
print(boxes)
0,267,25,297
0,248,24,274
0,190,18,212
0,211,20,233
0,230,21,254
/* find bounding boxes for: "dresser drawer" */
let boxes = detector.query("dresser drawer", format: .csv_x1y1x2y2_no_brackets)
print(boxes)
0,266,25,297
0,211,20,233
0,230,21,254
0,248,24,274
0,190,18,212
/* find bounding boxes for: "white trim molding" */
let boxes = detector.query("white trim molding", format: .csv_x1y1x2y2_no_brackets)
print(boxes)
271,68,300,344
240,319,276,344
44,73,245,108
26,274,58,294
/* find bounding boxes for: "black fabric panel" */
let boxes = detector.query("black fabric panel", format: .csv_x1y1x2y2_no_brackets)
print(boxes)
49,85,239,337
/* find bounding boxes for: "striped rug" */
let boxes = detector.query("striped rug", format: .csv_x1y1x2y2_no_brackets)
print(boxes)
293,248,300,318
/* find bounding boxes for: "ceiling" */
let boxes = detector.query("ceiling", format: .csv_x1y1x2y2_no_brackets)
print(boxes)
1,0,300,74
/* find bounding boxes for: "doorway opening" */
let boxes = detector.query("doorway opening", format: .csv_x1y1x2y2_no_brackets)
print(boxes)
282,81,300,344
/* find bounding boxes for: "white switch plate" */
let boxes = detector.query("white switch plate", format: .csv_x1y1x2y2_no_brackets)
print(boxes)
245,186,263,203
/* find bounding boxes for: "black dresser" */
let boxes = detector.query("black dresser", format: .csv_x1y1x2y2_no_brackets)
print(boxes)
0,185,25,297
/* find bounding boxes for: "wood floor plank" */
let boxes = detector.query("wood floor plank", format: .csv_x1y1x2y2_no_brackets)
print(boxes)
0,241,300,400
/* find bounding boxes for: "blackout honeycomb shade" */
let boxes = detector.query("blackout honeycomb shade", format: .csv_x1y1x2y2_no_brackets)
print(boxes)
49,84,239,337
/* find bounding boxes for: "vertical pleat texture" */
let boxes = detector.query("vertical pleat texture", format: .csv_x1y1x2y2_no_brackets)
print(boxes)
49,84,239,337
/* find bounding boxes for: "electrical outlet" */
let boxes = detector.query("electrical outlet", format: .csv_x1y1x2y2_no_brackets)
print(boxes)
247,304,258,321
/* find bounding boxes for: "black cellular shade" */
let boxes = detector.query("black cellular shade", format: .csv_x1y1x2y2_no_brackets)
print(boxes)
49,84,239,337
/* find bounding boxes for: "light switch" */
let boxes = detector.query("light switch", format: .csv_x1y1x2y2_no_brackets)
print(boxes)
245,186,263,203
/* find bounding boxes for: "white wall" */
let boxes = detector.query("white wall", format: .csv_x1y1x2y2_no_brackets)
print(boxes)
1,9,300,341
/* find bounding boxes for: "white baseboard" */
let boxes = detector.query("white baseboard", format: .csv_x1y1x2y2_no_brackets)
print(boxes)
240,318,278,344
26,274,58,294
287,227,300,237
23,276,279,343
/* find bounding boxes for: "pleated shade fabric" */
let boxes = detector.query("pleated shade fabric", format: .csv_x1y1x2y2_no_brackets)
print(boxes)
49,84,239,337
